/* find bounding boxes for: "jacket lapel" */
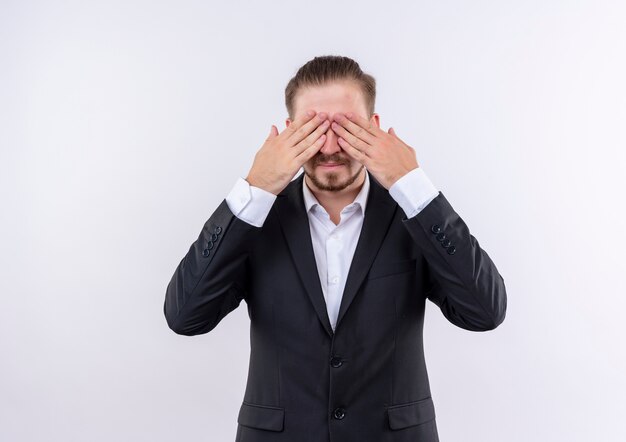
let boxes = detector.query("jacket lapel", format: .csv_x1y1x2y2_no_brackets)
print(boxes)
335,171,397,330
275,170,397,337
275,173,335,337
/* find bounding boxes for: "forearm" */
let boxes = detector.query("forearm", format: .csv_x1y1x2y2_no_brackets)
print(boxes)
164,199,262,335
403,191,507,331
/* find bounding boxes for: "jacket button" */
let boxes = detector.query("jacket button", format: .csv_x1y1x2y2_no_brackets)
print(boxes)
447,245,457,255
215,226,222,234
332,408,346,420
441,239,451,248
211,233,218,242
207,240,214,249
202,249,210,257
330,356,343,368
436,232,446,242
431,224,441,234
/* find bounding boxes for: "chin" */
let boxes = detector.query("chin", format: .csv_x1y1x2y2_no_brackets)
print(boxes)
304,164,364,192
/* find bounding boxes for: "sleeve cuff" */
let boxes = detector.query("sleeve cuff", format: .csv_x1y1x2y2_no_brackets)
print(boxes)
388,167,439,219
225,177,277,227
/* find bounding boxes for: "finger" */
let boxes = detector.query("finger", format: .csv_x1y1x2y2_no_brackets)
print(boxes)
337,136,370,166
343,112,380,140
285,110,328,145
388,127,411,149
331,119,373,155
295,131,326,164
388,127,403,141
282,109,316,136
267,125,278,139
293,119,330,156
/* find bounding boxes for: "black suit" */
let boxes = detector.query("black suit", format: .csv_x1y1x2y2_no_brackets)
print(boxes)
164,170,507,441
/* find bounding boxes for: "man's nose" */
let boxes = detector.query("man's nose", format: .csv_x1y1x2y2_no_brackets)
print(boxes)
319,120,342,155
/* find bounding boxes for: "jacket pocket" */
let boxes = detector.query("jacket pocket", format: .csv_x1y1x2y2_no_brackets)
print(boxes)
368,259,417,280
237,401,285,431
386,396,436,430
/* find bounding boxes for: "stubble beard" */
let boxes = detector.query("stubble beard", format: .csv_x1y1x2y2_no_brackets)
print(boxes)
304,162,364,192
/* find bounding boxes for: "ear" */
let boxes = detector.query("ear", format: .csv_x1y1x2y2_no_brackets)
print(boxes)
370,113,380,129
285,118,292,128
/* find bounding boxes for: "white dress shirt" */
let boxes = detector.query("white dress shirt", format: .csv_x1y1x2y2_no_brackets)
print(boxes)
225,167,438,331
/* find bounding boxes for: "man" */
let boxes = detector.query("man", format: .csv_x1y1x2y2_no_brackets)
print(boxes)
164,55,507,442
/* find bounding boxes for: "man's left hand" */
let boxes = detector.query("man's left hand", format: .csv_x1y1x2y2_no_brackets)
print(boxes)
330,112,419,189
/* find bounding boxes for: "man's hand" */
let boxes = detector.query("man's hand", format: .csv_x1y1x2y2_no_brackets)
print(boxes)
330,112,419,189
246,110,329,195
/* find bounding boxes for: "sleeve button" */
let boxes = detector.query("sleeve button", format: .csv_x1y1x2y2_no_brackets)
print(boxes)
436,232,446,242
441,239,451,248
202,249,210,257
431,224,442,234
447,246,456,255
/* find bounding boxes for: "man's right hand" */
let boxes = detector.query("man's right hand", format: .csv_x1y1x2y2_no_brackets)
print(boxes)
245,110,330,195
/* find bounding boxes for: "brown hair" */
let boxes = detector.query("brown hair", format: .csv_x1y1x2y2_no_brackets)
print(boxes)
284,55,376,120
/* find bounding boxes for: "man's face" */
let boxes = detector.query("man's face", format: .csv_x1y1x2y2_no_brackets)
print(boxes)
286,81,380,192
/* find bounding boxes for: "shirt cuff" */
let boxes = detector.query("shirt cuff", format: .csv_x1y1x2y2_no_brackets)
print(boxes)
225,177,277,227
388,167,439,219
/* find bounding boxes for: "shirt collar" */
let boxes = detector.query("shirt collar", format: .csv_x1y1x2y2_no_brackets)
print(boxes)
302,168,370,215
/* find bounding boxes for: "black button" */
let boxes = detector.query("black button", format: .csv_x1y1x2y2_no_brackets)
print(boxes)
431,224,441,234
330,357,343,368
202,249,210,257
447,246,456,255
207,241,214,249
211,233,218,242
441,239,451,248
436,232,446,242
215,226,222,234
332,408,346,420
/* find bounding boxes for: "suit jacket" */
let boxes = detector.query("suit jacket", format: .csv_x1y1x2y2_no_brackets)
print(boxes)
164,170,507,442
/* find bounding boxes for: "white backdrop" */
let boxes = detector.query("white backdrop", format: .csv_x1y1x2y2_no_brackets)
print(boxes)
2,1,625,441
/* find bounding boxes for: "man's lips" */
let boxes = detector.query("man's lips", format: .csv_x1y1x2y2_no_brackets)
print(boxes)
318,163,345,167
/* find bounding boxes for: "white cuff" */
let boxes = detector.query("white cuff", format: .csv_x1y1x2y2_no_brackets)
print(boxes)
388,167,439,219
225,177,277,227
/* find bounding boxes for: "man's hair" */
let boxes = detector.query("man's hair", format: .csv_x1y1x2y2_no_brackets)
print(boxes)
284,55,376,120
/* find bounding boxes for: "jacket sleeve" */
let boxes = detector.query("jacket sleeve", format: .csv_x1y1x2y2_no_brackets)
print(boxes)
163,199,263,335
401,191,507,331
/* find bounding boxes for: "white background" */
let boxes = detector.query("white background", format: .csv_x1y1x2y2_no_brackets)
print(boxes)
2,1,625,441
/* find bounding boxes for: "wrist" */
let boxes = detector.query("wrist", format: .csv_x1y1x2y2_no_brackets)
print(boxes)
245,175,279,195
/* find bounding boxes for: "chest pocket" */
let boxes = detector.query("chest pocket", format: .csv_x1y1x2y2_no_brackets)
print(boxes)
367,258,417,280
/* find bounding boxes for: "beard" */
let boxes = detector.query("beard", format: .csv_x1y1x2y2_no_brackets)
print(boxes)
304,153,364,192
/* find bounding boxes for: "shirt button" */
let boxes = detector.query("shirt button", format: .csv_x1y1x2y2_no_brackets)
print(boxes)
331,276,339,284
332,408,346,420
330,356,343,368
